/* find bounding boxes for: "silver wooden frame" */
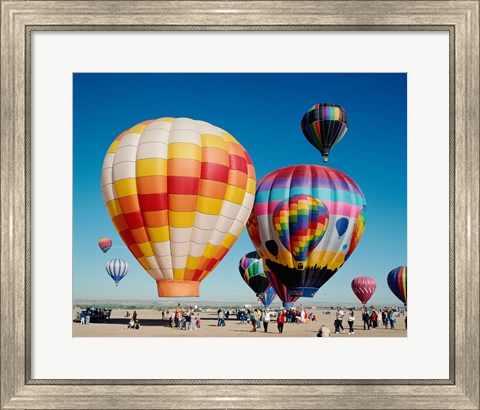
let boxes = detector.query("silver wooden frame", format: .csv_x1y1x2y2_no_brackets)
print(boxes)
1,1,479,409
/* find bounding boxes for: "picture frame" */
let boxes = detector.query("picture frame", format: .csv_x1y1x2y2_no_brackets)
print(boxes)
1,1,478,409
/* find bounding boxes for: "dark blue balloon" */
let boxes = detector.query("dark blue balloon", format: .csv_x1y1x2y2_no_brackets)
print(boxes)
335,217,349,237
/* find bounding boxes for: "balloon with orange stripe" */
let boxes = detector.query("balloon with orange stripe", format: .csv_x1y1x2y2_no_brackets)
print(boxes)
98,237,112,253
101,117,256,297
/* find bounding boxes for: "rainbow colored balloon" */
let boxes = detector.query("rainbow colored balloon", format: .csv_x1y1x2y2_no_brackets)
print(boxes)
239,251,271,296
265,270,299,308
301,103,348,162
351,276,377,305
387,266,407,306
273,194,328,264
247,165,366,298
259,287,277,308
101,117,256,297
98,237,112,253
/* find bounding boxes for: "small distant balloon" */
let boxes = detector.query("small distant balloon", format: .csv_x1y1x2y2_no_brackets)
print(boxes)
387,266,407,306
106,258,129,286
259,287,277,308
98,238,112,253
239,251,271,296
301,103,348,162
351,276,377,305
265,270,299,308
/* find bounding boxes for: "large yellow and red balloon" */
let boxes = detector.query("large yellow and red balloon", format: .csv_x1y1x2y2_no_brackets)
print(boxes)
101,117,256,297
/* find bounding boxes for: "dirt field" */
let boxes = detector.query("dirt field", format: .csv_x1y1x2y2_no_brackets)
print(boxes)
72,307,407,338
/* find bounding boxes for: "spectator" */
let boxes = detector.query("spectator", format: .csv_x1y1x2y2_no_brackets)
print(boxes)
347,310,355,335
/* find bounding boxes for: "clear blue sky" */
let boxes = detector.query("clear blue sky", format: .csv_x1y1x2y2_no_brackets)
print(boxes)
73,73,406,305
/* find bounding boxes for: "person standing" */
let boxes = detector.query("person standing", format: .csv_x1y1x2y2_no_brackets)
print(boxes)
389,310,397,329
370,310,378,330
336,307,344,333
133,310,137,323
362,309,370,330
277,310,286,334
217,309,224,326
348,310,355,335
185,313,191,331
256,309,262,329
250,311,257,332
262,310,270,332
382,309,388,329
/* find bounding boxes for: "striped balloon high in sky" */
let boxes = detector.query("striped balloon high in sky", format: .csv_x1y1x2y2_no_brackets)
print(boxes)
101,117,256,297
247,165,366,298
239,251,271,297
387,266,407,306
106,258,129,286
301,103,348,162
351,276,377,305
259,287,276,308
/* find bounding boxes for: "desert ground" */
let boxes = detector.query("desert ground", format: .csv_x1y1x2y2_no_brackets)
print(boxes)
72,307,407,337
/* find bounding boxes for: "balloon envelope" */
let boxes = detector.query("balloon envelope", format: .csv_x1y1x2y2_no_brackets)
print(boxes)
106,258,129,286
301,103,348,162
247,165,366,298
265,269,299,308
387,266,407,305
98,238,112,253
351,276,377,305
239,251,271,296
101,117,256,297
259,287,276,308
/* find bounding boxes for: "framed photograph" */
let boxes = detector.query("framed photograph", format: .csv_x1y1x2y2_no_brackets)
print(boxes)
1,1,478,409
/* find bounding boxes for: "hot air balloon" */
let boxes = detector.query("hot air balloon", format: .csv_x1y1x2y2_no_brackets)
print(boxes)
239,251,271,296
387,266,407,306
247,164,366,298
265,270,299,308
98,237,113,253
351,276,377,305
106,258,129,286
301,103,348,162
259,287,277,308
101,117,256,297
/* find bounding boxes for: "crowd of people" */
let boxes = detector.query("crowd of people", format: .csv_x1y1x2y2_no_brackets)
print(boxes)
76,304,405,337
168,307,201,331
317,307,404,336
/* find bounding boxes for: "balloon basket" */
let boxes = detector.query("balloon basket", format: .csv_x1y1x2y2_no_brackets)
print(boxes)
156,280,199,297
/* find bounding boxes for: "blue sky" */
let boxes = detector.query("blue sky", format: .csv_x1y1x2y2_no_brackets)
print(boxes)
73,73,406,305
